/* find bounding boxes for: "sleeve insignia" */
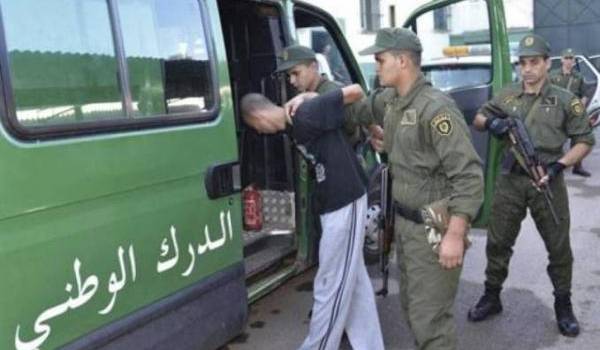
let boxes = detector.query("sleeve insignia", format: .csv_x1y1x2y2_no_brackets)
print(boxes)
431,113,453,136
571,99,585,117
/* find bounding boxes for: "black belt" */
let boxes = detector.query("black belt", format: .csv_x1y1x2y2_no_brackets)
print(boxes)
394,202,424,224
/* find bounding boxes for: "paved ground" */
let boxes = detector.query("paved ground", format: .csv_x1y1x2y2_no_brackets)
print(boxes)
224,130,600,350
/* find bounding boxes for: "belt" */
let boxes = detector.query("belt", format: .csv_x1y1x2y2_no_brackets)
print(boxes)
394,201,424,224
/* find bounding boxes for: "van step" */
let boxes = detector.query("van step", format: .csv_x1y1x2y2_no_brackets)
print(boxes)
243,229,294,257
244,243,295,279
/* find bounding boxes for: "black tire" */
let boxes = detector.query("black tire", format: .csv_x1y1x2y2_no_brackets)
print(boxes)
363,163,386,265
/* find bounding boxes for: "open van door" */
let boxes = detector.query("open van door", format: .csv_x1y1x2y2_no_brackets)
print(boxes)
292,1,383,263
403,0,512,225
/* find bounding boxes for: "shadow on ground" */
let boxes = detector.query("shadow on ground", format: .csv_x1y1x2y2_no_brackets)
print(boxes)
457,280,559,350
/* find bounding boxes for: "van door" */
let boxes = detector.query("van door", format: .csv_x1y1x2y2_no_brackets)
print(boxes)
0,0,245,349
293,2,385,263
404,0,511,225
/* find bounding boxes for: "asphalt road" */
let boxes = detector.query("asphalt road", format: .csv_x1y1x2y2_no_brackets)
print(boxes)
224,131,600,350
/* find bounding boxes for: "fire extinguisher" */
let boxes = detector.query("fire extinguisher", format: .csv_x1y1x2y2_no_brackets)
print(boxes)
243,184,263,231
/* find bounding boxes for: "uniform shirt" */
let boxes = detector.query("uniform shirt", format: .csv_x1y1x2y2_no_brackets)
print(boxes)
375,74,484,221
549,69,585,98
290,89,367,214
479,79,595,165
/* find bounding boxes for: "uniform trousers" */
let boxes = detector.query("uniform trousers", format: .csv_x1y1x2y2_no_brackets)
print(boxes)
485,172,572,294
299,194,384,350
395,215,462,350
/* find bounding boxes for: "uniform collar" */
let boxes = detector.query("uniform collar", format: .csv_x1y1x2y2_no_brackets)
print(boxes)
517,78,551,98
395,73,429,109
315,76,329,92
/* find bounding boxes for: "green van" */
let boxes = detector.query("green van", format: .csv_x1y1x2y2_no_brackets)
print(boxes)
0,0,511,349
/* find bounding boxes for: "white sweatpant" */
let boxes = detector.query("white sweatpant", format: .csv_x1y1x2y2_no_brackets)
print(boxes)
299,194,384,350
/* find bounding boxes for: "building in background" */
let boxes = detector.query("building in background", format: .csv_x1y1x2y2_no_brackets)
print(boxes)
300,0,535,86
535,0,600,56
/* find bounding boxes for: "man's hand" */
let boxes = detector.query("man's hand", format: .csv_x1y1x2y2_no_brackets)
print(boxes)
485,116,511,136
368,124,384,152
538,161,565,186
285,92,318,117
438,215,468,269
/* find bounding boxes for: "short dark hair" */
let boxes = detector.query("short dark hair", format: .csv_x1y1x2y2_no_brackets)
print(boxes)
390,49,421,67
240,93,274,120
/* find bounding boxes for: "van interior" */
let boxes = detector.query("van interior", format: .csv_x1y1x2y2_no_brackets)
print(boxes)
217,0,299,282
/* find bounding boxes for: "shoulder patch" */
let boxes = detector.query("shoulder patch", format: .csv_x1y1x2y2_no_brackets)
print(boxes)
571,98,585,117
431,113,453,136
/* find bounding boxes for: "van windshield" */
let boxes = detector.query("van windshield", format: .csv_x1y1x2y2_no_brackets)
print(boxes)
422,64,492,91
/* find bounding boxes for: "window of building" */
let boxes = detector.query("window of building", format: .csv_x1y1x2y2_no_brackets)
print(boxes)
433,7,450,32
389,5,396,28
360,0,381,32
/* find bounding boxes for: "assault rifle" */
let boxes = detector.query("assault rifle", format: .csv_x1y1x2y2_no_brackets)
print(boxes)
506,117,560,225
376,163,394,297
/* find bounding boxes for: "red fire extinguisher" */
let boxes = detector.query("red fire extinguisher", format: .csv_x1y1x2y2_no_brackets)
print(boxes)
243,184,263,231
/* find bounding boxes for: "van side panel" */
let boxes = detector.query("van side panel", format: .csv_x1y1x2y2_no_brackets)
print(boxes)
0,0,245,349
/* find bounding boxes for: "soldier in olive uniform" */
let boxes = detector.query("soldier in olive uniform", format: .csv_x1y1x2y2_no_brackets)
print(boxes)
468,34,595,338
275,44,363,145
549,48,591,177
359,28,484,350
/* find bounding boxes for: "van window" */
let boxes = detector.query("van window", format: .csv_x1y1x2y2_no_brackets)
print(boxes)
294,9,354,87
415,0,491,91
118,0,214,117
575,57,597,84
1,0,123,127
0,0,216,136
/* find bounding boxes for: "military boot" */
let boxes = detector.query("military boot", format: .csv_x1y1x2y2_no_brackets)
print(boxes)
554,293,580,337
467,287,502,322
572,166,591,177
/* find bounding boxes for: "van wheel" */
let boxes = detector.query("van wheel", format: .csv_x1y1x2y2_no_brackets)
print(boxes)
363,163,386,265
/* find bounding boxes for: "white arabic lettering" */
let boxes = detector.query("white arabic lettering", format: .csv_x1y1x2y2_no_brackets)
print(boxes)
15,258,99,350
182,244,196,277
99,246,127,315
157,226,179,273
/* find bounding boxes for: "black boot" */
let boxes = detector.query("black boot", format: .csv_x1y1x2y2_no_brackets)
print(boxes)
467,287,503,322
554,293,580,337
572,166,591,177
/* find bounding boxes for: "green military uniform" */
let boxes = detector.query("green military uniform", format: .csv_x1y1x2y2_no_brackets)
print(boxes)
277,45,364,145
480,80,595,293
478,37,595,299
550,68,585,98
549,48,585,99
360,28,484,350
